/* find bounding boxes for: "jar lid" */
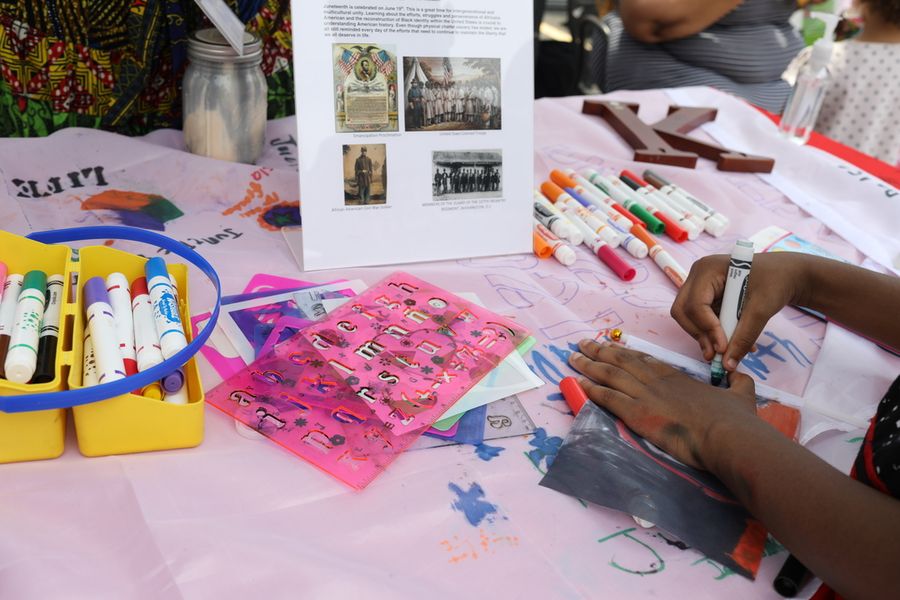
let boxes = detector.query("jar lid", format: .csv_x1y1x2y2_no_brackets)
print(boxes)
188,28,262,63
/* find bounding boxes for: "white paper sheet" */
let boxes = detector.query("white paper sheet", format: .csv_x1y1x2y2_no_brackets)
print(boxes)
664,87,900,275
292,0,534,270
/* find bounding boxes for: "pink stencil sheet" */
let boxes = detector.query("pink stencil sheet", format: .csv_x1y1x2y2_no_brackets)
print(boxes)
299,272,530,435
205,272,530,489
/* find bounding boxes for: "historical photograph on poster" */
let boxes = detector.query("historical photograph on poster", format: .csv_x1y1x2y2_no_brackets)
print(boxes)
404,57,501,132
343,144,387,206
333,44,398,133
431,150,502,201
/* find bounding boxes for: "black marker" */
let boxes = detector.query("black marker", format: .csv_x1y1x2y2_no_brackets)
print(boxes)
31,274,64,383
773,553,811,597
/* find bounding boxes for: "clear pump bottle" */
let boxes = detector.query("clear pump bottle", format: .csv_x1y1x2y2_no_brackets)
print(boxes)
779,13,840,145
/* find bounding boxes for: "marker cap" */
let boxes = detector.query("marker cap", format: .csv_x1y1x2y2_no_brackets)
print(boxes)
564,187,592,209
629,204,665,234
540,181,567,203
0,261,7,289
642,169,670,189
630,224,658,250
161,368,186,393
549,169,578,190
619,173,644,192
532,231,554,258
597,245,636,281
553,244,577,266
560,376,589,415
620,169,650,188
145,257,171,282
83,276,111,308
130,276,149,300
654,212,689,243
22,270,47,293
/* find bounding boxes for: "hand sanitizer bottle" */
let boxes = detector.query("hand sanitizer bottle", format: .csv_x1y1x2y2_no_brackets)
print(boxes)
779,13,840,145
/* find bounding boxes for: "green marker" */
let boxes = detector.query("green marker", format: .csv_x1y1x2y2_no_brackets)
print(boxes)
5,270,47,384
582,169,666,234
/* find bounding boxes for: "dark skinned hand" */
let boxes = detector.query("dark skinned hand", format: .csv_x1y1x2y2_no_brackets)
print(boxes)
670,252,805,372
568,339,757,471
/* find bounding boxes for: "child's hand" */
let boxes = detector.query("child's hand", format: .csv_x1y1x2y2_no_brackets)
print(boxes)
568,339,757,471
670,252,806,372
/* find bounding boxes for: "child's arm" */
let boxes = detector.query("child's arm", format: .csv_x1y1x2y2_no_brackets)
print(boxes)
671,253,900,372
569,341,900,599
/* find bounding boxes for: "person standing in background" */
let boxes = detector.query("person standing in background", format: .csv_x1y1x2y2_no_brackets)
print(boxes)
784,0,900,165
590,0,812,113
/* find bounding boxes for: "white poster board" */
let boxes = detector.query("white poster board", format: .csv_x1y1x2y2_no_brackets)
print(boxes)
292,1,534,270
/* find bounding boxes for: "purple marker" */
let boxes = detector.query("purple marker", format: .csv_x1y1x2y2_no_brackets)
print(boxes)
83,277,126,383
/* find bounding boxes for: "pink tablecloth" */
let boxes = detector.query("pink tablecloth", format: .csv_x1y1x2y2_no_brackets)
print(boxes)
0,88,892,599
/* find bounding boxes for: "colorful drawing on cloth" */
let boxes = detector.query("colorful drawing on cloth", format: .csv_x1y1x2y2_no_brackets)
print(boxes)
82,190,183,230
539,402,767,580
298,272,531,435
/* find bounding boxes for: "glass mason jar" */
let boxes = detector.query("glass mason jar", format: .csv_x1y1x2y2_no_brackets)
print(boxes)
183,28,267,164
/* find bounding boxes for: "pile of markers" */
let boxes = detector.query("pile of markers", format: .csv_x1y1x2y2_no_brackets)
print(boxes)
83,257,189,404
533,168,730,287
0,257,190,404
0,263,64,384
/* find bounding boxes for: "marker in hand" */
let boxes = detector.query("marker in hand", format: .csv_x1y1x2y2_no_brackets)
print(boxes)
711,240,754,386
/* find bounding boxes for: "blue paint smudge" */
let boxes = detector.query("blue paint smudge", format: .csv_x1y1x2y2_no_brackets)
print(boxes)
546,392,565,403
110,210,165,231
474,443,505,461
527,427,563,469
449,482,498,526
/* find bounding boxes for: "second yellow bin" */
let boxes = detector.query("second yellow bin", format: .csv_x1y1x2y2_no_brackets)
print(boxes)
69,245,205,456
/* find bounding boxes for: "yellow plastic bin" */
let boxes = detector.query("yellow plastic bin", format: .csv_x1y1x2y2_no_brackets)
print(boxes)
0,231,70,463
69,245,205,456
1,227,218,462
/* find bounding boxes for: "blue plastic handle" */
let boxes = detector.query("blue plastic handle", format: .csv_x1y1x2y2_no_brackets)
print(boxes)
0,226,221,413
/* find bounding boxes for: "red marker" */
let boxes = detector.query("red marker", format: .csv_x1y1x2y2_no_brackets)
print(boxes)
560,377,589,414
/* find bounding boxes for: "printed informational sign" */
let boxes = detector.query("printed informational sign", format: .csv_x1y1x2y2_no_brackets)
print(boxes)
292,0,534,270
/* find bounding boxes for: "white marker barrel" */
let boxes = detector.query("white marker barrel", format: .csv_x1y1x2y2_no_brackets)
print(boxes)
83,276,126,384
82,331,99,387
0,274,24,378
4,270,47,383
145,258,187,359
130,277,164,372
106,273,138,376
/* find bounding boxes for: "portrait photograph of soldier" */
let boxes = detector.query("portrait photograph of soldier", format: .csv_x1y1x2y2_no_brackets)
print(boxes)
431,150,502,201
332,44,398,133
403,57,501,132
343,144,387,206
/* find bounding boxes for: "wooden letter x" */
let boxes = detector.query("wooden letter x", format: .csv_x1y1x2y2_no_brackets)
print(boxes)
583,100,774,173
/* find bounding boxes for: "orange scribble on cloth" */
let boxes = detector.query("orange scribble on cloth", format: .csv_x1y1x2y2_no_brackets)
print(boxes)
439,530,520,564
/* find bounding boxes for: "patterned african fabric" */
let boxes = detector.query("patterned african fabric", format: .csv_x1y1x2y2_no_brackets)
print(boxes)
0,0,293,137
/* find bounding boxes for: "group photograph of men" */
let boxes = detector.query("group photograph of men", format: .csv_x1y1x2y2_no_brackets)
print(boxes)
403,57,501,132
431,150,503,201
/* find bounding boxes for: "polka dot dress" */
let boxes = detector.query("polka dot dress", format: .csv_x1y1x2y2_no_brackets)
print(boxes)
852,376,900,496
792,41,900,166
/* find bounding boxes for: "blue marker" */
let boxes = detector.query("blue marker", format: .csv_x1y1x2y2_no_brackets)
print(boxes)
145,258,187,360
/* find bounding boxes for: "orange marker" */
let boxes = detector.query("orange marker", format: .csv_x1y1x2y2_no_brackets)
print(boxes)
560,376,589,415
533,230,554,259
